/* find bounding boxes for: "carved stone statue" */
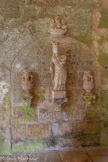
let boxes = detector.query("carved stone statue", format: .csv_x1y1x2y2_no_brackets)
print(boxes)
22,70,33,99
83,71,94,95
50,42,67,103
50,42,67,91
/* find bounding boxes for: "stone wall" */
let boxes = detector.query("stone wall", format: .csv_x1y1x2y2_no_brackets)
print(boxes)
0,0,108,155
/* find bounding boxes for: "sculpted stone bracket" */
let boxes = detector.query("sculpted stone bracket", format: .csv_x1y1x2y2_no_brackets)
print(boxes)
52,90,68,104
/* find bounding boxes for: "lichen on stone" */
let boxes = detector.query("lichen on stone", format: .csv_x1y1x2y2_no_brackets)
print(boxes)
84,95,97,107
14,104,36,122
13,139,44,153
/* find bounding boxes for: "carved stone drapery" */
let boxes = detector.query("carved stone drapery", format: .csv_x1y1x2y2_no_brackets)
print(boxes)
50,42,67,91
50,41,67,103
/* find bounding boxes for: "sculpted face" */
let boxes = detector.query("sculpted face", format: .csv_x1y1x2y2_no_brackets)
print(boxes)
53,46,58,56
84,71,93,82
52,42,59,56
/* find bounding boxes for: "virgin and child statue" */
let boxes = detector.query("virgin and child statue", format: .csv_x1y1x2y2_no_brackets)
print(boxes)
50,42,67,91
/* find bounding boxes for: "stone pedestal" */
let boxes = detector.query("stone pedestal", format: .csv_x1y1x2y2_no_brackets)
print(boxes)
52,90,66,99
52,90,68,104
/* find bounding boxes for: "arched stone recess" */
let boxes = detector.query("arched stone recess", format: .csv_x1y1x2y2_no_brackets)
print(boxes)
10,33,102,149
11,36,101,108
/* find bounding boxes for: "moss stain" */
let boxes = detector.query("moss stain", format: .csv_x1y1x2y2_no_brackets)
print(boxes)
36,89,45,101
0,136,11,155
74,35,93,47
99,9,108,28
13,140,44,153
86,109,99,120
14,104,36,122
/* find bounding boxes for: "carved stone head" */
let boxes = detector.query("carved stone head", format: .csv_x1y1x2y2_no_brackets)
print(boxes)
52,41,59,55
83,71,93,82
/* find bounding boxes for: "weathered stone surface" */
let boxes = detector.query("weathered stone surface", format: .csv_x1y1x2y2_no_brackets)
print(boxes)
76,121,100,135
87,147,108,156
12,139,45,153
1,147,108,162
45,151,62,162
52,122,73,137
100,0,108,8
91,156,108,162
52,91,67,99
12,124,26,141
27,124,50,139
37,101,52,123
1,155,19,162
62,112,71,121
60,150,90,162
28,152,47,162
0,0,108,155
0,0,20,18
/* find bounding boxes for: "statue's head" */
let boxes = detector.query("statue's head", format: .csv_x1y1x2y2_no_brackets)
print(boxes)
83,71,93,82
52,41,59,55
22,70,33,82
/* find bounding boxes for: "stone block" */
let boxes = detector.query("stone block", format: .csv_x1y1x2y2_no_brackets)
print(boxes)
28,152,47,162
52,90,67,99
13,104,36,122
81,135,100,146
60,150,90,162
52,122,73,136
84,121,100,135
27,124,50,139
87,147,108,156
37,101,52,123
12,139,44,153
53,111,62,122
91,156,108,162
52,90,67,104
62,112,71,121
12,124,26,141
45,151,62,162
